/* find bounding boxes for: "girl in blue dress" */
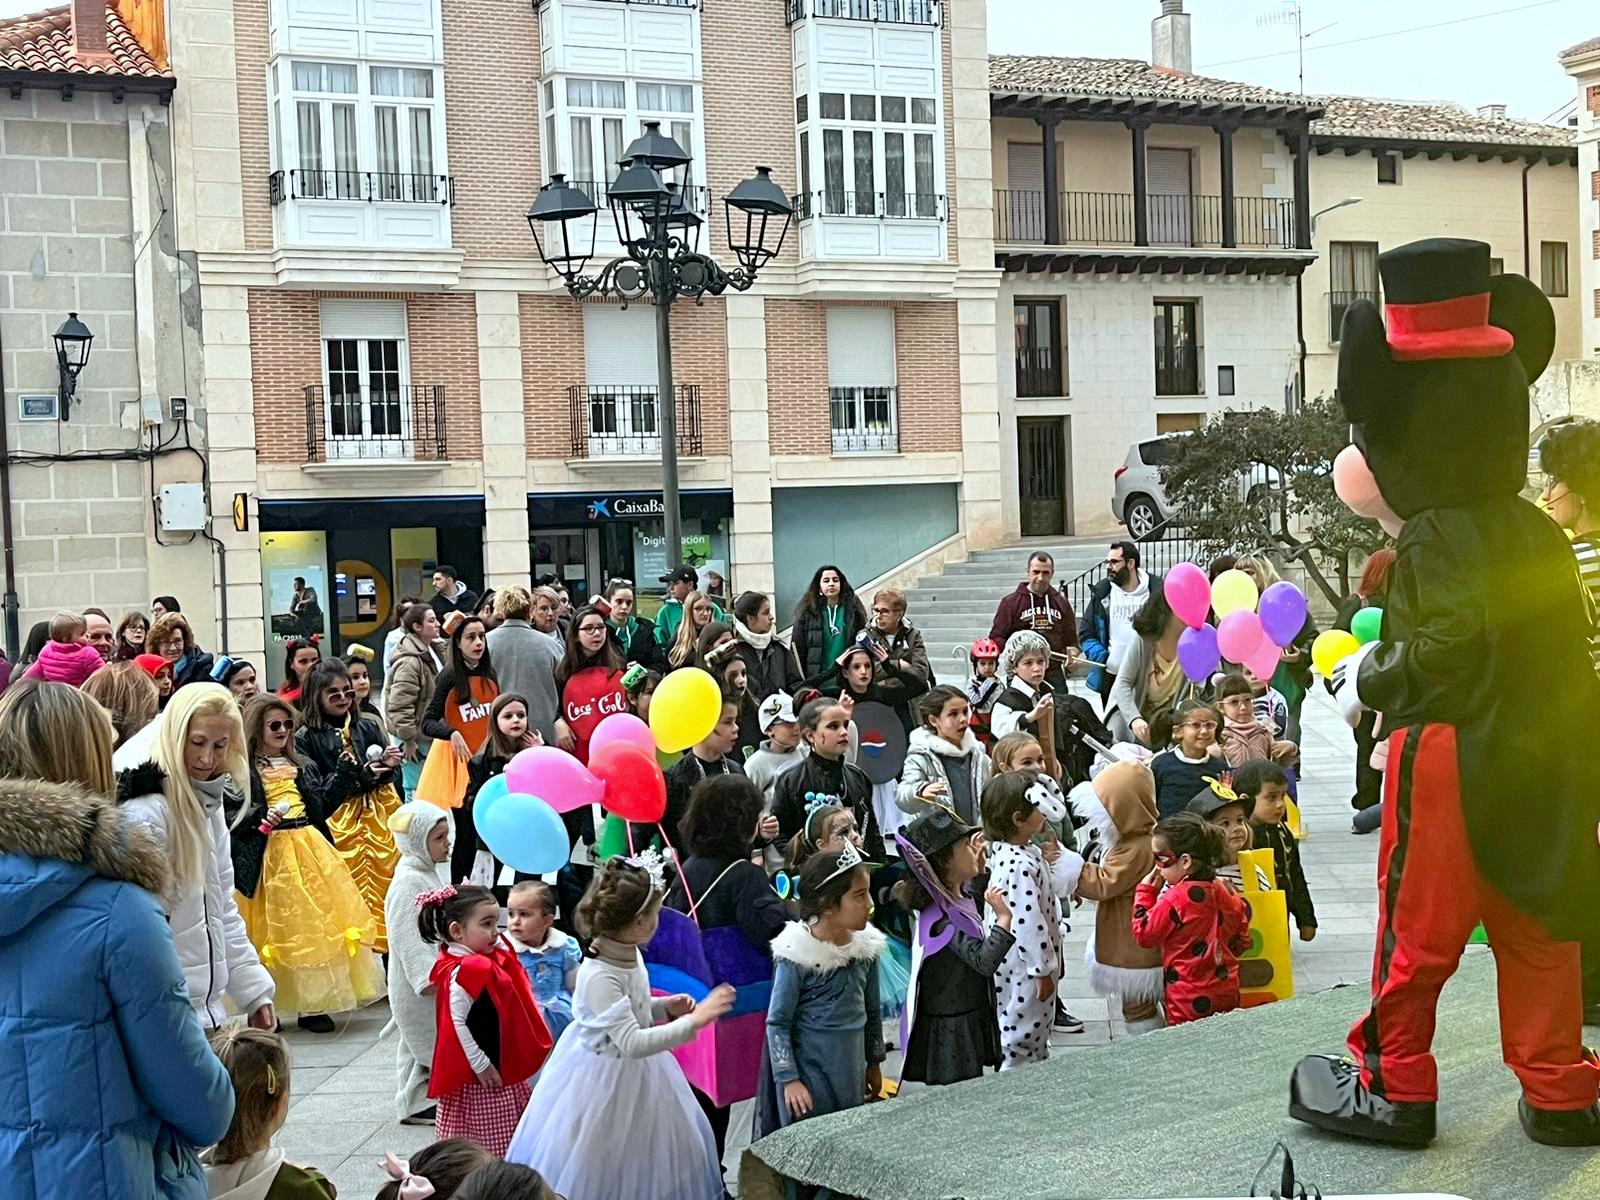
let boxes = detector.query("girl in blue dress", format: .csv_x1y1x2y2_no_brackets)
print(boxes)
756,843,885,1138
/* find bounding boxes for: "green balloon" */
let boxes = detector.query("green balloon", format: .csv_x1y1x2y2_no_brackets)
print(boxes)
595,814,631,862
1351,606,1384,645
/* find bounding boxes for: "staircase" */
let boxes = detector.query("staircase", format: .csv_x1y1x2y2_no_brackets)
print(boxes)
904,538,1111,684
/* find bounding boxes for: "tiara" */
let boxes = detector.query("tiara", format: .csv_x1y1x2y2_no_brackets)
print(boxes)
820,838,866,887
623,848,668,914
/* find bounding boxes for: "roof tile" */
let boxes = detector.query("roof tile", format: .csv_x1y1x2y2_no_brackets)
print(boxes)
1559,34,1600,61
1312,94,1573,148
0,3,170,80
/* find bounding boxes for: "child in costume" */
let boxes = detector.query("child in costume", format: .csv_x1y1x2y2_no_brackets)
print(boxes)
506,879,580,1042
1186,776,1269,895
772,697,882,858
744,691,804,808
1149,698,1223,817
981,771,1081,1068
756,845,886,1136
508,856,734,1200
204,1027,335,1200
421,885,553,1156
1215,674,1298,769
232,695,386,1032
893,806,1015,1084
1238,760,1317,942
1132,813,1251,1025
964,637,1003,750
384,799,452,1124
1075,760,1164,1034
989,631,1055,743
460,692,539,886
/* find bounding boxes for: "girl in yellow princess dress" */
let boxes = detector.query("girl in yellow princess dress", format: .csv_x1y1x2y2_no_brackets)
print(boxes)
231,694,386,1032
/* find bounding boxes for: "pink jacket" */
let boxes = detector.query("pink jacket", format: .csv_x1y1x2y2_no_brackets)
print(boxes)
23,640,106,688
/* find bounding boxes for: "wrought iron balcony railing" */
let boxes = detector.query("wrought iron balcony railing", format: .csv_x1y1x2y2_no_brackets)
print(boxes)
568,385,703,458
993,189,1297,249
269,169,457,207
792,190,947,220
787,0,938,24
304,385,447,463
829,385,899,454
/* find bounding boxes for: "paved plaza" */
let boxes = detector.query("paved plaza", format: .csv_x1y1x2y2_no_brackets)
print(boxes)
278,688,1378,1195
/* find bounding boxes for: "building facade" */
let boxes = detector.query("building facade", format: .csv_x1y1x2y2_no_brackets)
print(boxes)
0,0,213,650
1563,35,1600,361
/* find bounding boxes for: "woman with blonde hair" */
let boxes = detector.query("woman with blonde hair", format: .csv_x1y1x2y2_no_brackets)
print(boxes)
82,660,160,750
114,681,276,1030
0,678,116,793
666,589,717,669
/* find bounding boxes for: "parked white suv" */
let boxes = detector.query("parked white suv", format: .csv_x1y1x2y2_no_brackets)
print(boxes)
1111,434,1282,539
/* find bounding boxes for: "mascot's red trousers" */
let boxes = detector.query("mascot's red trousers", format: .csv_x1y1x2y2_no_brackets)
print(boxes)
1349,724,1600,1108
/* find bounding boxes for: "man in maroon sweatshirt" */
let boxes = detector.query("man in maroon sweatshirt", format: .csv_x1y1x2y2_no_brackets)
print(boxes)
988,551,1079,687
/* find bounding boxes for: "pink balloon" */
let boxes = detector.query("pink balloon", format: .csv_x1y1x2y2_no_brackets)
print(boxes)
1245,640,1283,683
1216,610,1266,665
590,712,656,759
506,745,603,815
1163,562,1212,630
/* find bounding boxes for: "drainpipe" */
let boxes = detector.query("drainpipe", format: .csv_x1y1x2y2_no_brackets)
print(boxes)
1522,158,1534,276
0,318,19,659
1295,272,1307,405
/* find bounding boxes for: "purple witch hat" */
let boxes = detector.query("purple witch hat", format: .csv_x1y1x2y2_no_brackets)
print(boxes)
894,804,985,957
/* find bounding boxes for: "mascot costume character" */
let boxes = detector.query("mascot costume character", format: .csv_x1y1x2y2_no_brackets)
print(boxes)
1289,238,1600,1147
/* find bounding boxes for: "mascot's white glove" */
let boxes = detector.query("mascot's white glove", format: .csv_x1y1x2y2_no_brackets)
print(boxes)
1328,641,1378,728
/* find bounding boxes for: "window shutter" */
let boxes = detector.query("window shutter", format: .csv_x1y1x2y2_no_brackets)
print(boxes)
319,300,407,340
1146,148,1192,196
1007,142,1043,191
826,307,896,387
583,304,657,387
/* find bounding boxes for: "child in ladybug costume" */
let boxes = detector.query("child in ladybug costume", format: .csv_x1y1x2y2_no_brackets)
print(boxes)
1291,238,1600,1147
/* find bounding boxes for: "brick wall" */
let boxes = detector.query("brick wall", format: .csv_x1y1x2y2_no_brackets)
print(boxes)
444,0,542,259
894,300,961,453
703,0,799,265
765,299,830,454
1592,168,1599,201
235,0,271,249
408,293,483,459
1589,85,1600,117
521,294,729,459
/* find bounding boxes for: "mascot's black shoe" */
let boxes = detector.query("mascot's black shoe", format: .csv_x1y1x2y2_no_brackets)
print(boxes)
1518,1099,1600,1147
1289,1055,1437,1147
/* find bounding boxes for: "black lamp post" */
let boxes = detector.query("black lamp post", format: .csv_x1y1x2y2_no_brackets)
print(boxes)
527,124,792,570
53,311,94,420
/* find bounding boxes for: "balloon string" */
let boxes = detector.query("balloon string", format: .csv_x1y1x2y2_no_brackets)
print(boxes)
660,826,702,930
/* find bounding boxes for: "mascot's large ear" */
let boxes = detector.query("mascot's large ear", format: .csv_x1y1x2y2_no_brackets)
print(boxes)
1488,272,1556,385
1334,298,1395,425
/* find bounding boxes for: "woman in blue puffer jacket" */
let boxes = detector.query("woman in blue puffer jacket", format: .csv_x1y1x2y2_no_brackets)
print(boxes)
0,681,235,1200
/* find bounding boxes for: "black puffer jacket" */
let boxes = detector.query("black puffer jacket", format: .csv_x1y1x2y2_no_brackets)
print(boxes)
293,716,397,815
734,637,803,704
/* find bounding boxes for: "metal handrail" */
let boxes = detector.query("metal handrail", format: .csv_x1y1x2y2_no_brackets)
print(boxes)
1060,511,1208,617
268,169,457,207
567,385,702,458
993,189,1297,248
792,190,947,220
304,385,447,462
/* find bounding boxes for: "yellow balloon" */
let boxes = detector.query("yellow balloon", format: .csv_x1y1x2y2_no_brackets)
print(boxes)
1311,629,1361,679
648,667,723,753
1210,569,1259,619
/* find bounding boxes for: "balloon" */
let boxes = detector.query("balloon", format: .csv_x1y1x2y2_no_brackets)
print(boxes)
1333,444,1403,537
657,749,683,770
1245,639,1283,683
1216,610,1266,664
1258,580,1309,648
506,746,603,815
648,667,722,753
1163,562,1212,630
1351,606,1384,645
590,741,667,824
595,813,632,861
1177,623,1220,683
1210,569,1260,620
472,773,511,824
1312,629,1361,678
477,792,570,875
591,712,657,759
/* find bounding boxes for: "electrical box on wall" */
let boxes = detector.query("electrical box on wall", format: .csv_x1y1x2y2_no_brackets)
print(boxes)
158,483,207,532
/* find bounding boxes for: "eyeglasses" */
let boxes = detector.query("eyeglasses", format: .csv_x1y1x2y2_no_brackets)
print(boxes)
1153,850,1179,868
609,578,634,588
578,623,607,635
1182,720,1217,732
265,719,293,733
872,607,895,616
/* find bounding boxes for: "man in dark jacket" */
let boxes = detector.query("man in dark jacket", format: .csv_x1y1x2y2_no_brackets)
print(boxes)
429,564,478,622
1078,542,1158,701
989,551,1079,687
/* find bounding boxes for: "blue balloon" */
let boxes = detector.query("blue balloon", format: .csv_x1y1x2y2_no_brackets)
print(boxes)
473,773,511,825
477,792,570,875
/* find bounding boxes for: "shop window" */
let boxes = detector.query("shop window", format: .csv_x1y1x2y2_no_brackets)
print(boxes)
826,307,898,453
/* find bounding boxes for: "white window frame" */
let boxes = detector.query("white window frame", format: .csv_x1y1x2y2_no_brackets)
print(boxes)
320,303,415,460
799,88,941,219
826,307,899,453
541,75,704,206
270,57,448,204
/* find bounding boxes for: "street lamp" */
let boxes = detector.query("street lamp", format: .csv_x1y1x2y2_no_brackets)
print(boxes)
52,311,94,419
527,123,792,570
1310,195,1362,237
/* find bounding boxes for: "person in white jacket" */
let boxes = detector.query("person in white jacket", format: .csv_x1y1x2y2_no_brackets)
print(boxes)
895,685,993,828
114,683,276,1031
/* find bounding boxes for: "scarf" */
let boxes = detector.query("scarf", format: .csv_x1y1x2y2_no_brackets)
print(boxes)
734,617,772,651
591,933,641,969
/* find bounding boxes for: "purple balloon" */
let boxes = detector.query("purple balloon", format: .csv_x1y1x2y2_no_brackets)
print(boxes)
1177,623,1220,684
1258,581,1310,649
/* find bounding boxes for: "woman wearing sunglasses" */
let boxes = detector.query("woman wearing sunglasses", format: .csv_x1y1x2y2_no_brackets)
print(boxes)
231,694,386,1033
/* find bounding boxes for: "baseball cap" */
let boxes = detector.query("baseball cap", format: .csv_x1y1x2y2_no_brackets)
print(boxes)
758,691,796,733
659,566,698,585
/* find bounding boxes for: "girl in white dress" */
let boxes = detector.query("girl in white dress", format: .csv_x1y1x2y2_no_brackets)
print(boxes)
506,854,735,1200
980,771,1082,1069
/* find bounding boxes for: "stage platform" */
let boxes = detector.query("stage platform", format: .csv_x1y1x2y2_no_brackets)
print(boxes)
746,954,1600,1199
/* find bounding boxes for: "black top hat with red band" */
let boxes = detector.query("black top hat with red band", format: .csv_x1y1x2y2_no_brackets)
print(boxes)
1379,239,1514,362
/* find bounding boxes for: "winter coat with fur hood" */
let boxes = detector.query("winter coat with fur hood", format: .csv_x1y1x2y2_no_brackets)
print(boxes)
114,722,276,1029
1073,760,1163,1002
384,799,451,1118
0,776,235,1200
894,726,993,827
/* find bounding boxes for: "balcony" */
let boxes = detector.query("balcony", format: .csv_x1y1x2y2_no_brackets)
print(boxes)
568,385,703,459
535,0,694,7
829,385,899,453
786,0,939,23
994,190,1297,250
305,385,447,463
794,190,947,261
269,170,456,250
1328,290,1378,343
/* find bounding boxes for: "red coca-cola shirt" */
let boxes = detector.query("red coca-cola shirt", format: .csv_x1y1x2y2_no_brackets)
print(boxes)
561,665,628,764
